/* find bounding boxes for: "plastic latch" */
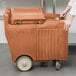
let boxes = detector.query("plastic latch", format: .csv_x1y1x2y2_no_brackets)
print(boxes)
55,17,60,20
55,17,63,20
16,21,19,24
37,21,39,24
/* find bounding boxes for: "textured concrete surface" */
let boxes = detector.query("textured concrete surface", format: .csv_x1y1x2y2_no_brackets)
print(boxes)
0,44,76,76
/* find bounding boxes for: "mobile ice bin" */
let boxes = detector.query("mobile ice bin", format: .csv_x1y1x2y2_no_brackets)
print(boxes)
4,8,68,71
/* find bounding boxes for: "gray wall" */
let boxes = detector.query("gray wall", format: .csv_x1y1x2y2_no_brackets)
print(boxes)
0,0,76,44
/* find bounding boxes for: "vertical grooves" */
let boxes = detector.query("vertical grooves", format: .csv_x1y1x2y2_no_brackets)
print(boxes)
50,29,52,59
48,29,50,59
54,29,56,59
53,29,54,59
46,29,48,59
51,29,53,59
55,29,58,59
39,29,41,59
41,30,44,59
49,29,52,59
37,28,58,60
44,29,46,59
42,29,44,59
52,30,54,59
47,29,49,59
45,29,47,59
37,29,38,60
54,29,55,59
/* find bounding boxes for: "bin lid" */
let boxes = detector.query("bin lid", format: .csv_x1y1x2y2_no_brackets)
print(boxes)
11,8,45,20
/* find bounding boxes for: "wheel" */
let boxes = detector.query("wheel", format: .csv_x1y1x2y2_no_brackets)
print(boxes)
16,56,32,71
56,60,62,71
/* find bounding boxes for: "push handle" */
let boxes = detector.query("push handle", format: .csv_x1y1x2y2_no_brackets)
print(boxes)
4,8,11,26
55,17,64,20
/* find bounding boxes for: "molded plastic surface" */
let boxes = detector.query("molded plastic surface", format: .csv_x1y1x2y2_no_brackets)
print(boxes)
4,8,68,62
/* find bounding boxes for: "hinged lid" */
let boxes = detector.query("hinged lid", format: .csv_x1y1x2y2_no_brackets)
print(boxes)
11,8,45,20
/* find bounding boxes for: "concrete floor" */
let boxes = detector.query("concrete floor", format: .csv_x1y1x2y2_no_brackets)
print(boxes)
0,44,76,76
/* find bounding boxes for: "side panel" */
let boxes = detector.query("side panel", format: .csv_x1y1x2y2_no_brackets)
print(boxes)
36,20,68,60
5,24,37,62
36,28,59,60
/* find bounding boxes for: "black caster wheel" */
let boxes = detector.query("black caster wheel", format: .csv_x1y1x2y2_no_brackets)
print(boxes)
56,60,62,71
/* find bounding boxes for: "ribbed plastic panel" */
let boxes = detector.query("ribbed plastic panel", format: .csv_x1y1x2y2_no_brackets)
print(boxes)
37,28,59,60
